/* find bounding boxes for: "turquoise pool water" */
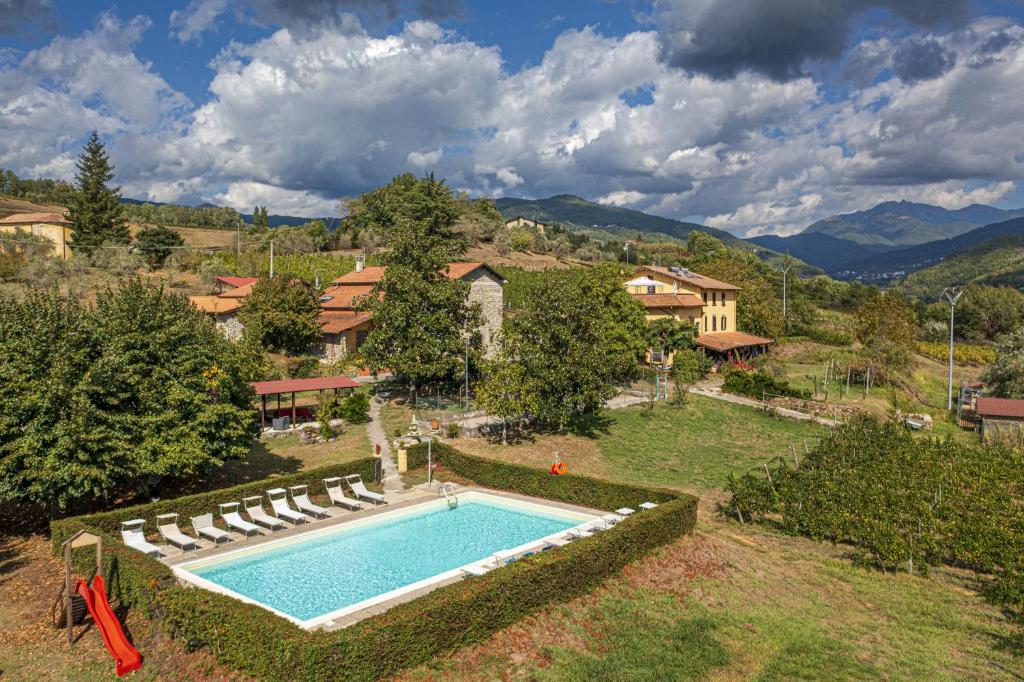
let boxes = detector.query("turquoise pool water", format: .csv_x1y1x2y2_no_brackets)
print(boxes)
187,497,582,621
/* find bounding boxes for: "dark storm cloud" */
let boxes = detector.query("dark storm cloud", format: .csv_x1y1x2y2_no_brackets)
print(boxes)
892,38,956,83
654,0,969,81
0,0,55,34
248,0,463,27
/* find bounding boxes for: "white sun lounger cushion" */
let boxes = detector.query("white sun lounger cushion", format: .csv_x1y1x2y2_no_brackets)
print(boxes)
267,488,309,524
244,498,285,530
462,564,493,576
120,520,162,557
324,478,364,510
192,513,231,543
156,514,199,550
220,504,260,535
289,486,329,518
345,475,386,504
639,502,658,510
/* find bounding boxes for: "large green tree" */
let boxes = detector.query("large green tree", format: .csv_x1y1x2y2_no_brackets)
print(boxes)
855,292,919,374
238,277,322,354
644,317,697,359
475,353,540,445
982,328,1024,399
354,174,478,389
135,224,185,267
499,266,646,430
67,131,128,253
0,279,256,513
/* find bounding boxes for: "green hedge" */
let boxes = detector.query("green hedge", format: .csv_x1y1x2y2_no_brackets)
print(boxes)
53,445,698,681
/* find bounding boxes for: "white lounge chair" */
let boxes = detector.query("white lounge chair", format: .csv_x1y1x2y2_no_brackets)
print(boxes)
615,507,636,517
639,502,658,511
324,477,364,510
601,513,624,527
344,474,386,505
267,488,309,524
219,502,259,535
156,513,199,551
191,513,232,544
462,564,493,577
120,519,162,557
288,485,329,518
243,496,285,530
546,536,572,547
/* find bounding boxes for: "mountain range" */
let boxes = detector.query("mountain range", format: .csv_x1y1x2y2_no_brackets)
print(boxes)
750,201,1024,275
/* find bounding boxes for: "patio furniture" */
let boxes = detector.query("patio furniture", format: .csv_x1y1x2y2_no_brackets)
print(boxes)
267,488,309,524
219,502,260,535
156,514,199,551
243,496,285,530
324,477,364,510
191,513,232,544
120,520,162,557
344,474,386,505
289,485,329,518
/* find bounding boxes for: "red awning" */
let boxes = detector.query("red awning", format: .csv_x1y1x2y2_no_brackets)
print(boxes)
250,375,360,396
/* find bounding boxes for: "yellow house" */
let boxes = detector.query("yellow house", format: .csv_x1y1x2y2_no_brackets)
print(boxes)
0,212,74,259
625,265,772,362
504,216,546,235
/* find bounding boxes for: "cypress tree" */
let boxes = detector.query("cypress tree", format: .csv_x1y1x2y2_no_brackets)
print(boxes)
68,131,128,253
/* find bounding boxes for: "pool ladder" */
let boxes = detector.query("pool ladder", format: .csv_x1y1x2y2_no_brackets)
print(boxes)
440,482,458,509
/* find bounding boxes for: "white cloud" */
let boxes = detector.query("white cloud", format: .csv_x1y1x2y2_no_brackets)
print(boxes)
214,180,338,216
407,148,443,167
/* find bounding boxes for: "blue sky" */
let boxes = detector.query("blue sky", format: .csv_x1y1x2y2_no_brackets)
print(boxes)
2,0,1024,235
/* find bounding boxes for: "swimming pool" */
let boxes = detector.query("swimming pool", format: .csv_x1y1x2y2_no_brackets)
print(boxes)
173,491,598,628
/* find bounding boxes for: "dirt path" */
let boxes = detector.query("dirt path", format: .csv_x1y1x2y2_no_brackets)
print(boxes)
368,397,405,493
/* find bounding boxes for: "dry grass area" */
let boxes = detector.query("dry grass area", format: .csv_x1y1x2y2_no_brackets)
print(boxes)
465,243,583,271
0,197,66,220
0,533,251,682
396,497,1023,681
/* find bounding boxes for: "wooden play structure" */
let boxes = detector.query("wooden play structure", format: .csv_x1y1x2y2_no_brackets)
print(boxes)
57,530,142,676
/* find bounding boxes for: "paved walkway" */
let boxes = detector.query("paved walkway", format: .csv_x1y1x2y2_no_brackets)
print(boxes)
368,397,405,493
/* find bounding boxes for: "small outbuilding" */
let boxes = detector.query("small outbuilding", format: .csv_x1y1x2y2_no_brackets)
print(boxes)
974,396,1024,439
250,375,361,429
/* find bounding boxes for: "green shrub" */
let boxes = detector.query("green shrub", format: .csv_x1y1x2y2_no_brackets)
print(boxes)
287,355,322,378
340,392,371,424
721,368,810,400
52,445,697,681
446,422,460,438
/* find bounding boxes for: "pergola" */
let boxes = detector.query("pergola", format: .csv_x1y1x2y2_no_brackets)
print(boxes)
250,375,361,429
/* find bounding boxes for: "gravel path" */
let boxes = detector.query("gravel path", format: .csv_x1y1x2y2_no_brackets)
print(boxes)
368,396,405,493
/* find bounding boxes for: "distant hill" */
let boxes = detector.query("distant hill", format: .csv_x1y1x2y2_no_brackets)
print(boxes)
899,234,1024,298
749,200,1024,273
845,217,1024,280
0,196,66,220
495,194,750,248
748,232,891,273
802,200,1024,247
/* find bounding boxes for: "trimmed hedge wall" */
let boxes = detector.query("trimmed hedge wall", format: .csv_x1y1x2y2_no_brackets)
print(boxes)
52,445,698,681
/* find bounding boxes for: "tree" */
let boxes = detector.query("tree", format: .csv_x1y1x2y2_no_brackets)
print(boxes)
686,230,725,258
238,278,322,354
353,174,478,389
135,225,185,267
855,292,918,374
956,285,1024,342
500,266,646,430
475,354,540,445
0,279,256,513
644,317,697,358
694,254,785,339
671,349,713,406
251,205,269,229
67,131,128,254
982,328,1024,398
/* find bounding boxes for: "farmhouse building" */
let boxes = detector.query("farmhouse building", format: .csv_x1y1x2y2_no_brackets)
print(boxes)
0,212,73,259
974,397,1024,440
624,265,772,363
191,262,505,364
504,216,546,235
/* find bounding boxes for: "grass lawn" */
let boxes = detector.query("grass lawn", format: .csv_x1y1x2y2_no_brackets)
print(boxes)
449,396,823,492
398,498,1024,681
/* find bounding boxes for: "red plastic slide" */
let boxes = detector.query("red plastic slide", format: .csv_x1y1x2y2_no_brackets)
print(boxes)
76,576,142,676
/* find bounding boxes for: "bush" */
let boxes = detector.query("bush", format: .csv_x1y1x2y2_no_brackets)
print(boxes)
287,355,322,378
52,445,697,681
721,368,810,400
727,416,1024,629
446,422,460,438
340,392,371,424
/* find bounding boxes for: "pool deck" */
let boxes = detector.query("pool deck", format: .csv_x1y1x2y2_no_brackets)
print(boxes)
159,482,610,630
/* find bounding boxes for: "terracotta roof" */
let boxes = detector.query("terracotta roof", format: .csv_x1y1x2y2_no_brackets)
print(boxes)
190,296,241,315
320,283,376,310
0,212,71,225
250,375,360,396
219,283,255,298
695,331,773,352
975,396,1024,419
631,293,704,309
319,311,373,334
215,275,259,288
638,265,739,291
331,262,504,285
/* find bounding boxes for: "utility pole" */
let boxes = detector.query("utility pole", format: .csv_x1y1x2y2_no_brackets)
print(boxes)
236,221,241,258
464,337,470,412
778,261,794,329
269,239,275,278
940,286,964,411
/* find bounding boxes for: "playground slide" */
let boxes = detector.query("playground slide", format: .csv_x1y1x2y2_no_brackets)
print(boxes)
76,576,142,677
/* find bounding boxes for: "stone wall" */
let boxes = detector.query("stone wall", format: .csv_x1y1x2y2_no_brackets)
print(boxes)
465,268,504,356
216,313,244,340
